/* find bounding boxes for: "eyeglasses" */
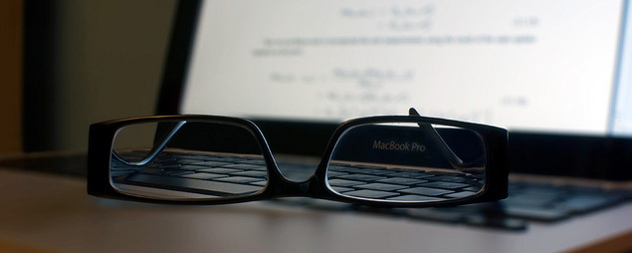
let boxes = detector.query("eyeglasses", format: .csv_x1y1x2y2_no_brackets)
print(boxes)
88,108,508,207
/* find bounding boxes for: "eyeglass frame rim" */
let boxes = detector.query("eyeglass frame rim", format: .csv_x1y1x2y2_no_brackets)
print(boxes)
87,113,508,207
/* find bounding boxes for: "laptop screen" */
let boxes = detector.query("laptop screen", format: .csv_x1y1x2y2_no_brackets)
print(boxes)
160,0,632,180
179,0,632,137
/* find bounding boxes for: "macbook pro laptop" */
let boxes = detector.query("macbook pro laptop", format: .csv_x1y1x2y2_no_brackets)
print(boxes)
153,0,632,230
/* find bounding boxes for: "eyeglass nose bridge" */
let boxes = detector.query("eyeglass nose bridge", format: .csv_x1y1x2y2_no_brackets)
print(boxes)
264,168,324,199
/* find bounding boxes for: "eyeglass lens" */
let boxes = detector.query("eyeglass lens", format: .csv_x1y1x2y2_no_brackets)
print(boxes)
327,122,487,202
109,120,268,200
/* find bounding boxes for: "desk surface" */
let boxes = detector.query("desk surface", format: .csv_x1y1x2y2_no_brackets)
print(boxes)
2,168,632,253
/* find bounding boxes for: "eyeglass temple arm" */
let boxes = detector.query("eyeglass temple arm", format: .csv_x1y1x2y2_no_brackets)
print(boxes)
111,121,187,167
409,108,483,172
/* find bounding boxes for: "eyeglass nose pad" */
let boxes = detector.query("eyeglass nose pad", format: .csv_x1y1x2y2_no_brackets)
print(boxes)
273,159,320,182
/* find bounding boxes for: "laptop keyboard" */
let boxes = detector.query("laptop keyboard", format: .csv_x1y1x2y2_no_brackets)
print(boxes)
113,151,484,202
112,151,632,230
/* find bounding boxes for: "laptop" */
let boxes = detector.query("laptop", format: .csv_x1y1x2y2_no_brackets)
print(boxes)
153,0,632,230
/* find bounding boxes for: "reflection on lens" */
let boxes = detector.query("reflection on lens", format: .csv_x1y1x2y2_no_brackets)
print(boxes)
326,121,486,203
110,120,268,200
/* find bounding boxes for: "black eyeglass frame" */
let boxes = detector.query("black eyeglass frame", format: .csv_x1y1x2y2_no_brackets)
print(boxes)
88,114,508,207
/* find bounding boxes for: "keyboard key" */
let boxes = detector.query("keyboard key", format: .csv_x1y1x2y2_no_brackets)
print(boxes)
351,166,395,175
418,181,470,190
376,177,428,186
122,174,263,196
210,157,249,163
240,159,267,165
354,183,408,191
156,164,182,170
398,187,454,196
177,159,207,165
464,186,483,192
427,175,469,183
140,168,193,176
331,186,354,193
330,166,366,174
179,172,227,180
386,171,434,179
327,179,366,187
230,170,268,178
180,165,214,171
343,189,399,199
222,164,267,171
197,168,243,174
214,176,262,184
188,161,233,167
327,165,351,172
250,180,268,186
336,174,387,182
445,191,477,198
